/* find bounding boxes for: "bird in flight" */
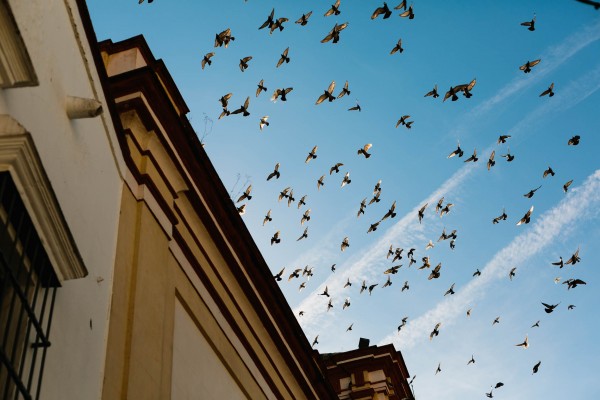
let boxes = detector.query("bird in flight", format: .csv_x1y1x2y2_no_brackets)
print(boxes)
295,11,313,26
539,82,554,97
399,4,415,19
256,79,267,97
418,203,428,223
321,22,348,44
271,87,294,102
276,47,290,68
371,2,392,19
532,361,541,374
563,179,573,193
236,185,252,203
543,166,555,178
447,141,464,158
324,0,341,17
305,146,318,163
517,205,534,225
337,81,351,98
214,28,235,48
568,135,581,146
519,59,541,73
424,84,439,98
357,143,373,158
267,163,280,181
390,39,404,54
341,236,350,251
239,56,252,72
263,209,272,226
259,116,269,130
523,185,541,198
341,172,351,188
201,52,215,69
520,14,536,31
492,208,508,224
430,323,441,340
565,248,581,265
515,335,529,349
230,96,250,116
273,267,285,281
576,0,600,9
316,81,337,104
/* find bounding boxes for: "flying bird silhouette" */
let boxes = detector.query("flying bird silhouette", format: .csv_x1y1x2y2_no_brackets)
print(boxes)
519,59,541,73
337,81,351,98
276,47,290,68
256,79,267,97
532,361,541,374
357,143,373,158
524,185,542,198
230,96,250,116
390,39,404,54
521,14,536,31
214,28,235,48
543,166,555,178
263,209,272,226
568,135,580,146
316,81,336,104
539,82,554,97
267,163,280,181
236,185,252,202
330,162,344,175
399,4,414,19
324,0,341,16
372,2,392,19
295,11,313,26
201,52,215,69
424,84,439,98
305,146,318,163
492,208,507,224
341,236,350,251
321,22,348,43
563,179,573,193
259,116,269,130
271,87,294,102
517,205,534,225
239,56,252,72
341,172,351,188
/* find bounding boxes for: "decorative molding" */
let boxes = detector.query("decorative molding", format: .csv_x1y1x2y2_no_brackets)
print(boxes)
0,1,38,88
0,114,87,281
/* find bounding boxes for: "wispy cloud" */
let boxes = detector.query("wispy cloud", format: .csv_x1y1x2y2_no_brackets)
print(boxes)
473,18,600,116
378,169,600,349
294,58,600,336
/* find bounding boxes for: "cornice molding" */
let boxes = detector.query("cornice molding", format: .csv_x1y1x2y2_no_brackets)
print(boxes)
0,1,38,88
0,114,87,281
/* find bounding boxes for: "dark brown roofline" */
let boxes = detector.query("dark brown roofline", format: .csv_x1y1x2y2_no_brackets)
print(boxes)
74,2,336,398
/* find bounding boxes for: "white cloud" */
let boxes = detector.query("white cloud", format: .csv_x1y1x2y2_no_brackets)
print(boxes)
378,169,600,349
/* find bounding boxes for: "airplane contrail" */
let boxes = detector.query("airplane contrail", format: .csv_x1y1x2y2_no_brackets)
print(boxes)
378,169,600,348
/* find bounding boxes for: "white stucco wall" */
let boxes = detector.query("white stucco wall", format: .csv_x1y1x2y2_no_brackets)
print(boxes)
0,0,125,398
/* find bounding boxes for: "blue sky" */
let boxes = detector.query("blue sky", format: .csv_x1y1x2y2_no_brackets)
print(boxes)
88,1,600,398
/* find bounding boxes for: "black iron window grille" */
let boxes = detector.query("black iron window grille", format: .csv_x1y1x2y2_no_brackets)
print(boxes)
0,172,59,400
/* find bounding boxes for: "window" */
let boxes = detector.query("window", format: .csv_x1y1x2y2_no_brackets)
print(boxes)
0,172,59,400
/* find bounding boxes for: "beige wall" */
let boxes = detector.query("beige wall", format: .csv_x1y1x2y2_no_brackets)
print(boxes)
171,299,246,400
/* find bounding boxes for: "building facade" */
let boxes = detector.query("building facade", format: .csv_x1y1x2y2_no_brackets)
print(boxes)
321,339,414,400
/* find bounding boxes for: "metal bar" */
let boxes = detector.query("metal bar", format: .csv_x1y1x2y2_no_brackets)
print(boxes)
26,258,51,397
34,286,56,400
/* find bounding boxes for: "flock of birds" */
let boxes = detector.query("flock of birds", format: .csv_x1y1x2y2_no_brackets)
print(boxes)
136,0,597,398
